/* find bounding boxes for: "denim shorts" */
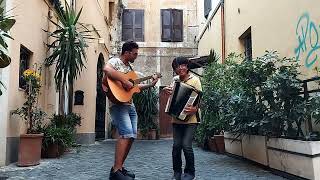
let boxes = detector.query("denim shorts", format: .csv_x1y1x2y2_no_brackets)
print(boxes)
110,104,138,139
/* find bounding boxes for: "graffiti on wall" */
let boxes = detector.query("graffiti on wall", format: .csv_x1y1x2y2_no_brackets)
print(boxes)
295,12,320,69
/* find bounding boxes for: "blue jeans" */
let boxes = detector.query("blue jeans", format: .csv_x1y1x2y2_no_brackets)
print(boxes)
172,123,197,175
110,104,138,139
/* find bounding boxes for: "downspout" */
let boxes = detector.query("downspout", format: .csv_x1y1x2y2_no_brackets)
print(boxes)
221,0,226,63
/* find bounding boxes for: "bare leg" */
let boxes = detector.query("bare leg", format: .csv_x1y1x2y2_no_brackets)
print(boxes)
121,138,134,166
113,138,132,171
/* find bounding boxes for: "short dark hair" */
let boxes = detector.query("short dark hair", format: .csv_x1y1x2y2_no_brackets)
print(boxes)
172,56,189,70
121,41,139,55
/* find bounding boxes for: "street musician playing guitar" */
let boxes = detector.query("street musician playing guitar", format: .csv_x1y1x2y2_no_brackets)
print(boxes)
103,41,159,180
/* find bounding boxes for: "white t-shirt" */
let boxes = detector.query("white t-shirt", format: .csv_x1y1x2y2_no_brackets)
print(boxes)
107,57,134,106
108,57,133,73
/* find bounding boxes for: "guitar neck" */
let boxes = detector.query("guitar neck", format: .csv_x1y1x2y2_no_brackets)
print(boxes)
134,75,153,84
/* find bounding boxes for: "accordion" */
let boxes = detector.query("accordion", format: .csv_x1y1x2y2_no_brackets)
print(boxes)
165,81,202,121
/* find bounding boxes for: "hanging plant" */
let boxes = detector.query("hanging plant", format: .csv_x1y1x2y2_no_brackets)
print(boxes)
0,0,16,96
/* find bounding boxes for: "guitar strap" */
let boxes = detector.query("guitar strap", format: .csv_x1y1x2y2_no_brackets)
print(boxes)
183,75,201,123
127,63,134,71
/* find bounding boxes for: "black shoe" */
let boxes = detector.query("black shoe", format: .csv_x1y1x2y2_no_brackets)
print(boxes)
172,171,182,180
122,167,135,178
182,173,195,180
109,168,134,180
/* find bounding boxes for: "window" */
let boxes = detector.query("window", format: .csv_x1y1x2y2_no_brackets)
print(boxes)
240,27,252,61
161,9,183,42
204,0,212,19
107,1,115,24
244,34,252,61
19,45,32,89
122,9,144,42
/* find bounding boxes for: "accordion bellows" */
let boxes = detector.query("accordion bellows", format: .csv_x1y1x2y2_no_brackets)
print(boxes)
165,82,202,121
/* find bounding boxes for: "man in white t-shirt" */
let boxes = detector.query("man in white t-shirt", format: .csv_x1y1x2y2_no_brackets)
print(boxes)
103,41,158,180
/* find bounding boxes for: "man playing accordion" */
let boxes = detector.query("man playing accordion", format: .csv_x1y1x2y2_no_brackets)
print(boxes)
163,56,202,180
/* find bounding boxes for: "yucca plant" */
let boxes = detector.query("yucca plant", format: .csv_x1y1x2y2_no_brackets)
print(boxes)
0,0,15,96
133,86,159,136
45,0,93,114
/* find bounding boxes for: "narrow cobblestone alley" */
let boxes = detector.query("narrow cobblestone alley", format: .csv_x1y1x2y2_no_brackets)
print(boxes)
0,139,286,180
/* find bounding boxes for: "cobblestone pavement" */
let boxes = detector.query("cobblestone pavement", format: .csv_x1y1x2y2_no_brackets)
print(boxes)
0,139,286,180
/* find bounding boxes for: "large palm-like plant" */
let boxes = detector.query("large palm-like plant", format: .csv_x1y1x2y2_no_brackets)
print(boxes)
0,0,15,96
45,1,92,113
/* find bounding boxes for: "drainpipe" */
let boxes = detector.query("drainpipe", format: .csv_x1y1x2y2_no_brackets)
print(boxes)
221,0,226,63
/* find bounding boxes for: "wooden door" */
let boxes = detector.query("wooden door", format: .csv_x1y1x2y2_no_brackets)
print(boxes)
159,87,173,138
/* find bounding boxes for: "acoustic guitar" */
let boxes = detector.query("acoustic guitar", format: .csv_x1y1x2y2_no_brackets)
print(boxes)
103,71,161,103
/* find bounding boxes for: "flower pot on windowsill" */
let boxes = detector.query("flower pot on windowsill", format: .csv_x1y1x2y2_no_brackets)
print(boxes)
17,133,43,167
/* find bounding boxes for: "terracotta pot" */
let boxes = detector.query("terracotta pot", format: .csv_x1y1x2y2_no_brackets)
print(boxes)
214,135,225,153
148,129,157,140
43,144,65,158
17,133,43,167
137,130,142,139
208,137,218,152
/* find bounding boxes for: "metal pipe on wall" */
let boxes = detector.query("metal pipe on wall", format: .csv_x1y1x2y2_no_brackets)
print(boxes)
221,0,226,63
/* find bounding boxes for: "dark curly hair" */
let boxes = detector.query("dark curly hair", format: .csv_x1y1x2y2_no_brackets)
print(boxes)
121,41,139,55
172,56,190,71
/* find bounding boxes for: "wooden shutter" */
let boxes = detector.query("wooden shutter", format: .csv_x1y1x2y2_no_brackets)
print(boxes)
161,9,172,42
133,10,144,42
172,9,183,42
122,9,133,41
204,0,212,19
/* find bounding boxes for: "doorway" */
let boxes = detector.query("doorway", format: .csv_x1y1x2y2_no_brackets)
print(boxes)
95,53,106,140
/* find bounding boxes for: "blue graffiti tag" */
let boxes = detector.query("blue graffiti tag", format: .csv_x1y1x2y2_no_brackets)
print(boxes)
294,13,320,68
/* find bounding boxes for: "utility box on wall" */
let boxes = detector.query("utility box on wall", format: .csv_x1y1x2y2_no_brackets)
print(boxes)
74,90,84,105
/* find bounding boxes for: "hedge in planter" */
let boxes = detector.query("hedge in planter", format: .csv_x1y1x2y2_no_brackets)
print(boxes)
195,50,235,149
205,50,320,179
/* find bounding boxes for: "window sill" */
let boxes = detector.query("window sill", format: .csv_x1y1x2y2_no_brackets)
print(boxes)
18,88,26,92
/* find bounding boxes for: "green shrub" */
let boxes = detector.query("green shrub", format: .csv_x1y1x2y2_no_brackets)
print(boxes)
42,113,82,149
133,87,158,136
197,50,320,142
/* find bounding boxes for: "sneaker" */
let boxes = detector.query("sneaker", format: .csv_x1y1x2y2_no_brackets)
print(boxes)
172,171,182,180
109,167,134,180
122,167,135,178
182,173,195,180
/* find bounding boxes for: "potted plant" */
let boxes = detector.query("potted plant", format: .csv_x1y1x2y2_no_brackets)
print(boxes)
195,50,227,153
45,0,93,114
206,50,320,179
133,85,159,140
42,126,74,158
42,113,81,158
13,67,46,166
